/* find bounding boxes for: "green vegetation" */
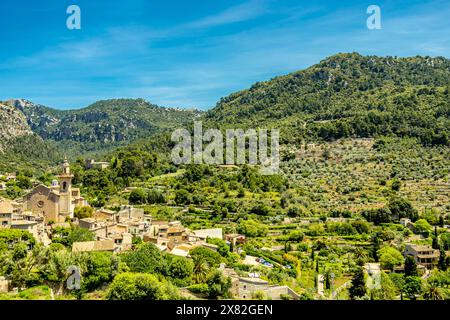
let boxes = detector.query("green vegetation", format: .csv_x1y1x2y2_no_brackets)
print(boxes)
1,53,450,300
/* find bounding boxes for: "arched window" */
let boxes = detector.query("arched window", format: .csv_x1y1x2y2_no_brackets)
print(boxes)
62,182,67,190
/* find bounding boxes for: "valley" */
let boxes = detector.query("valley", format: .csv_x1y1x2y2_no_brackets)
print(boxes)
0,53,449,301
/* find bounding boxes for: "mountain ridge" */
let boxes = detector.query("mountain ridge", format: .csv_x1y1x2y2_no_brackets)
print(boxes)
5,98,203,155
204,52,450,145
1,52,449,171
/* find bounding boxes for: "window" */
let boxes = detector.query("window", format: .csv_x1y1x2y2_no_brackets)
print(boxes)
37,201,44,208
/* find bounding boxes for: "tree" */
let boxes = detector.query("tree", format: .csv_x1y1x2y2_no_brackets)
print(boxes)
15,175,32,189
147,189,165,204
388,197,418,221
353,247,368,264
166,255,193,286
403,276,422,300
82,252,119,292
237,219,268,237
206,270,232,299
74,206,94,219
438,215,445,227
404,256,418,277
174,189,191,205
129,188,147,205
122,243,166,274
414,219,432,235
378,246,403,271
441,233,450,250
370,233,381,262
370,272,397,300
206,238,230,258
189,247,222,268
67,227,95,247
438,246,448,271
432,226,439,249
391,178,401,191
349,267,366,299
287,230,304,242
192,255,209,284
107,272,179,300
422,283,445,300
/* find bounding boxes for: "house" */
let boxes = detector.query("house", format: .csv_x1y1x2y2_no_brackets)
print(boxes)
404,244,439,269
0,212,11,228
225,234,246,246
72,240,116,253
10,220,39,240
170,244,193,257
94,209,117,221
78,218,101,230
0,276,11,293
85,159,110,170
108,232,132,252
117,206,144,221
400,218,412,227
0,199,14,228
5,173,16,181
148,221,188,244
222,267,299,300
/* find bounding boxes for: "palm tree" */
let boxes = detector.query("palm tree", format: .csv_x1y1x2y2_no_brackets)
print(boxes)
192,255,209,284
423,283,445,300
354,247,368,263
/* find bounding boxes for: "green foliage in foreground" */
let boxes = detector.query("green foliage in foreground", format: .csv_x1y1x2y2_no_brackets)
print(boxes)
107,272,180,300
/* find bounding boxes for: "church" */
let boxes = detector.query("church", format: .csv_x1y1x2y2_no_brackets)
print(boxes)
22,158,88,223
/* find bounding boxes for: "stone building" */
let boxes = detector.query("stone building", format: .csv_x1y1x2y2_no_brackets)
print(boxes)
222,267,299,300
22,158,87,223
404,244,439,269
0,276,11,293
85,159,110,170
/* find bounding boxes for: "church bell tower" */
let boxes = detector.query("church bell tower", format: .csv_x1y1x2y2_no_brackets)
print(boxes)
58,156,74,220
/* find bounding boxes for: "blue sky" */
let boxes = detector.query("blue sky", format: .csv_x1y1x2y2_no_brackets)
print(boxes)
0,0,449,110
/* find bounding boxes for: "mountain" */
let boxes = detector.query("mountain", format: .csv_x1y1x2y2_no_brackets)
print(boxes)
2,52,450,171
205,53,450,145
0,102,34,153
0,102,60,172
8,98,203,155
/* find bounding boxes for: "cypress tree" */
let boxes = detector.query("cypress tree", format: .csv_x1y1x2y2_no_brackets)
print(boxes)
349,267,366,299
438,246,447,271
371,233,380,262
404,256,418,277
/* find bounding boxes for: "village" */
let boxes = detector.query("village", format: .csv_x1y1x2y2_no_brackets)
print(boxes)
0,158,305,300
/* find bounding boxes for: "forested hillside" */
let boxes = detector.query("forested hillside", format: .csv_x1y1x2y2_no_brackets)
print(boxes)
7,98,202,155
205,53,450,146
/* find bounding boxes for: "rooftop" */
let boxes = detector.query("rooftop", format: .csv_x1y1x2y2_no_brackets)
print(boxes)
72,240,115,252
